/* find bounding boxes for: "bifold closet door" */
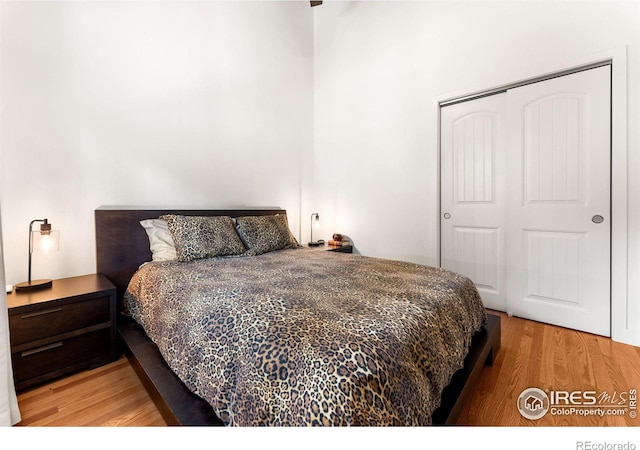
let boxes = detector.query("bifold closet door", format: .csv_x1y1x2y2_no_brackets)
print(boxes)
441,66,611,336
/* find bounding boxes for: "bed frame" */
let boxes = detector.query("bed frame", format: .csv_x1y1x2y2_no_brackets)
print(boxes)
94,206,500,426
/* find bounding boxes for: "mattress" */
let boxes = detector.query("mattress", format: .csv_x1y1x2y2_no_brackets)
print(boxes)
123,248,486,426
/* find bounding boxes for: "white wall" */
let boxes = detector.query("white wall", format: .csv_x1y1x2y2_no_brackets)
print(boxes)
0,1,314,285
1,1,638,345
314,1,640,345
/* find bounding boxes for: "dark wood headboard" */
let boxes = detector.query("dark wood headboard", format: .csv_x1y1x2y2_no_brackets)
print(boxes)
95,206,286,303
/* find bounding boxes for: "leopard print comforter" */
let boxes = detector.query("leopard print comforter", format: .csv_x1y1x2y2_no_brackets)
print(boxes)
123,248,486,426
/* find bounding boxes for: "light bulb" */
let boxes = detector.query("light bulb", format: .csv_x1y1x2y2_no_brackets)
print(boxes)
39,234,54,253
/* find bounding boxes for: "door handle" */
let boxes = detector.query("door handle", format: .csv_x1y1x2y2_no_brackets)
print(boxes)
443,213,451,219
592,215,604,224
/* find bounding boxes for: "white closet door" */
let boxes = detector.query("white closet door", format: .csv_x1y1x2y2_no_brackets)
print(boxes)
440,66,611,336
440,93,508,311
506,66,611,336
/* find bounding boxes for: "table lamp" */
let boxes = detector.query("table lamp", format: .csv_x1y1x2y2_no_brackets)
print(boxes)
309,213,321,247
15,218,59,291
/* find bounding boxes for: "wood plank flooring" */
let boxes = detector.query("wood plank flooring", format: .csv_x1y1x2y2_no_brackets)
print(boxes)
13,311,640,427
456,311,640,426
15,356,166,427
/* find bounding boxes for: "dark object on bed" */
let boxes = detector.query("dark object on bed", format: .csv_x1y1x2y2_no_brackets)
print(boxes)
95,206,500,426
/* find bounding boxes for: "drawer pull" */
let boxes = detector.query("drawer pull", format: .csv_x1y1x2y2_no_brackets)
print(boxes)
21,307,63,319
21,342,63,357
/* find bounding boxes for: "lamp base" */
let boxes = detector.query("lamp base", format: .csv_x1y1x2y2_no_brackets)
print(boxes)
15,279,53,291
308,241,322,247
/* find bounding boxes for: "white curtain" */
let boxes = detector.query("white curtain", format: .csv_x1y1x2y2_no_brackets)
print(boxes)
0,205,21,425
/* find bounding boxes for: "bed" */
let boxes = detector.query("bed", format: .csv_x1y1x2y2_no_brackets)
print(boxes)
95,206,500,426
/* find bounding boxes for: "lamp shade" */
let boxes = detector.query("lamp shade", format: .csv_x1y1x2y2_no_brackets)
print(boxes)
32,229,60,254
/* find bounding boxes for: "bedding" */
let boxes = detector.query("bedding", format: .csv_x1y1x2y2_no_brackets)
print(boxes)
123,248,486,426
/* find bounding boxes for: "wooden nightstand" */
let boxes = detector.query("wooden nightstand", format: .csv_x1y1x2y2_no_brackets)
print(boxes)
7,273,117,391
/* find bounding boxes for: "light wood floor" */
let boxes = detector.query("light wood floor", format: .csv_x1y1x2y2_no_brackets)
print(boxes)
14,311,640,427
456,311,640,426
15,356,166,426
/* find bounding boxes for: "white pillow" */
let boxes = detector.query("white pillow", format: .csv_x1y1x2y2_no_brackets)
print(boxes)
139,219,177,262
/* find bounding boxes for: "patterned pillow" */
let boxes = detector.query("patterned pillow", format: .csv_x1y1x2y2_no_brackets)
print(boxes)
160,215,246,262
235,214,299,256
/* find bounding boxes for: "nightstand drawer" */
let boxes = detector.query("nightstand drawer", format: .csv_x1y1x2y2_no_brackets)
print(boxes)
9,296,111,346
11,328,111,387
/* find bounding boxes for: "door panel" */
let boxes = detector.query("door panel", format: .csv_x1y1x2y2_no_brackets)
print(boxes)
523,229,584,305
524,94,584,204
451,226,499,292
